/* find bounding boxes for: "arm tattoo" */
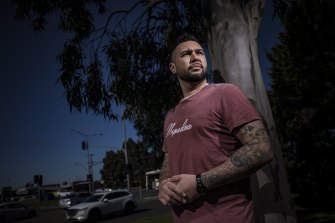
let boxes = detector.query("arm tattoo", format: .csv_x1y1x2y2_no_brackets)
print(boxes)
231,124,269,168
159,153,169,182
202,120,272,189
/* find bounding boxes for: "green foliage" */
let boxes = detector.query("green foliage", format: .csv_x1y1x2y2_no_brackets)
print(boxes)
297,209,335,223
101,149,131,187
100,138,154,188
268,0,335,208
12,0,211,167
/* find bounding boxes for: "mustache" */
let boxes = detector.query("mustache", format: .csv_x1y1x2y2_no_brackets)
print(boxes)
188,62,203,69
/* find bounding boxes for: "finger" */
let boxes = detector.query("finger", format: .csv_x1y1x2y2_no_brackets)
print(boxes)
158,184,172,206
159,188,183,206
170,175,182,182
169,193,186,205
158,194,170,206
166,182,187,204
167,181,186,198
160,181,186,205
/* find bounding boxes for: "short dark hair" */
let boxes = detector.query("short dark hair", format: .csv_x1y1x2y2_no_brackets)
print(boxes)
170,33,202,62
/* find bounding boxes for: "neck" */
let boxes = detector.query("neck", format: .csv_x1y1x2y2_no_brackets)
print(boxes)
180,80,208,99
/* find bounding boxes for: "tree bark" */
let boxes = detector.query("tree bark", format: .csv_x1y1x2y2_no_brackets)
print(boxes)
208,0,296,222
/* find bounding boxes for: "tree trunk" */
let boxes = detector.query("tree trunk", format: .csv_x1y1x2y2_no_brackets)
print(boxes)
208,0,296,222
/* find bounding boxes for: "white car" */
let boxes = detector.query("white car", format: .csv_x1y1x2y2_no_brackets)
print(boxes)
58,190,73,198
59,192,91,209
66,189,137,223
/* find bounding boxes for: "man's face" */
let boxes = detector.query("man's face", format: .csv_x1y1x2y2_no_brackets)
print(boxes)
169,41,208,83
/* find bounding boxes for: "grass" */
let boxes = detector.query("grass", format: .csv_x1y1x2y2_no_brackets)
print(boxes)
298,209,335,223
14,198,59,209
129,212,172,223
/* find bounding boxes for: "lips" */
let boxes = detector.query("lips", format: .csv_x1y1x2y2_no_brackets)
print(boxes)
189,63,202,70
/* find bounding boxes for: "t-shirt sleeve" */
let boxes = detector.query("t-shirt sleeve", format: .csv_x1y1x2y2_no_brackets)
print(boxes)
219,84,260,133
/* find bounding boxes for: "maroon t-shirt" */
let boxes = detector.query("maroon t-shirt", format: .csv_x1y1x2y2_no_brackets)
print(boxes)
163,83,260,223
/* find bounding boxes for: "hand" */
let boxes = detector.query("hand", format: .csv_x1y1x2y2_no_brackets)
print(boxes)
170,174,200,203
158,178,187,206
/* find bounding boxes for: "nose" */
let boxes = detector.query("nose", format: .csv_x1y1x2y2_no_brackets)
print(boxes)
190,51,200,63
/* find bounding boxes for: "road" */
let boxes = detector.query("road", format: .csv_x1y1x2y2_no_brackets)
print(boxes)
16,196,170,223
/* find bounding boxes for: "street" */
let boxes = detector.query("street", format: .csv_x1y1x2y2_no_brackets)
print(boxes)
16,197,170,223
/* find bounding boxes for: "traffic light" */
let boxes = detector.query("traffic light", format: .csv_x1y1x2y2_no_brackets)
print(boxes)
81,140,88,150
34,175,43,186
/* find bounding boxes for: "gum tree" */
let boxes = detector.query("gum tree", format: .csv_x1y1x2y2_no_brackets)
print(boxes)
12,0,296,221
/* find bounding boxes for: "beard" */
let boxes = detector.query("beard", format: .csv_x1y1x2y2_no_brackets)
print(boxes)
177,68,208,83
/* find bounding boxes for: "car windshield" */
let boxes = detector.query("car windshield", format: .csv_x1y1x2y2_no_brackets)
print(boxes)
83,194,103,202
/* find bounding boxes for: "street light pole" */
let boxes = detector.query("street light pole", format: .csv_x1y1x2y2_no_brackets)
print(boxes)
71,129,103,193
123,119,130,191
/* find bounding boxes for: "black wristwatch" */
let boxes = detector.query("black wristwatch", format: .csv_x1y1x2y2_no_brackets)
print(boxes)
196,174,208,196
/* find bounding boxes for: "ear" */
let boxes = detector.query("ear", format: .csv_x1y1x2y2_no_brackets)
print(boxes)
169,63,177,74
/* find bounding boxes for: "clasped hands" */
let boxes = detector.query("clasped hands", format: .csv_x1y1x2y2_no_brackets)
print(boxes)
158,174,200,206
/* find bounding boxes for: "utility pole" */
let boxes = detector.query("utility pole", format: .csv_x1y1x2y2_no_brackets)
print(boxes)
71,129,103,193
123,119,130,191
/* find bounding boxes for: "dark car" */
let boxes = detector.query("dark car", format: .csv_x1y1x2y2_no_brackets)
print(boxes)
0,202,36,223
59,192,91,209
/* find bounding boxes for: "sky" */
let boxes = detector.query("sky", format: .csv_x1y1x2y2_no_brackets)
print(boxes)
0,0,282,189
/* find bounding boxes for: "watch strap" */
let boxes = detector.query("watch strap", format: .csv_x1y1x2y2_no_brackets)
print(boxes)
196,174,207,196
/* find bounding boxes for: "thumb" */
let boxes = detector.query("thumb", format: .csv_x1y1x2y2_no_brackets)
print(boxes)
170,175,182,182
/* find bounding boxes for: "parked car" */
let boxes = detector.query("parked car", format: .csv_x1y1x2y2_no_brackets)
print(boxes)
42,192,56,200
58,190,73,198
66,189,137,223
0,202,36,223
59,192,91,209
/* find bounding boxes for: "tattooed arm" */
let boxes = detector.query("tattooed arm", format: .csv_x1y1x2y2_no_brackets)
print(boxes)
201,119,273,189
159,153,169,182
170,120,273,201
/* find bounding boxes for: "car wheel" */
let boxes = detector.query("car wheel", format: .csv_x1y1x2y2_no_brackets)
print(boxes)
124,202,135,215
87,209,101,223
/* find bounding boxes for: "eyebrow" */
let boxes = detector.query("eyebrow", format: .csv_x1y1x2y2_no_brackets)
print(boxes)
180,48,204,55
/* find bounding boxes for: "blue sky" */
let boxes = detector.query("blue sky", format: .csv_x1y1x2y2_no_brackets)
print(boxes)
0,1,281,189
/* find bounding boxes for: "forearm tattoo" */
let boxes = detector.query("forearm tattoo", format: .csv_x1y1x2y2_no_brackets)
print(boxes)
231,124,269,168
202,120,272,189
159,154,169,182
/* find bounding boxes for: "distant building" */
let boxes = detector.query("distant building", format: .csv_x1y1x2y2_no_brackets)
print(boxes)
145,170,160,190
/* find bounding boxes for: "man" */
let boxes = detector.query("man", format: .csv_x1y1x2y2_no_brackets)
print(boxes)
158,33,273,223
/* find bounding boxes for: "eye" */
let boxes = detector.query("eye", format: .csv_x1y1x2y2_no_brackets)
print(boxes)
196,50,204,55
181,51,191,57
